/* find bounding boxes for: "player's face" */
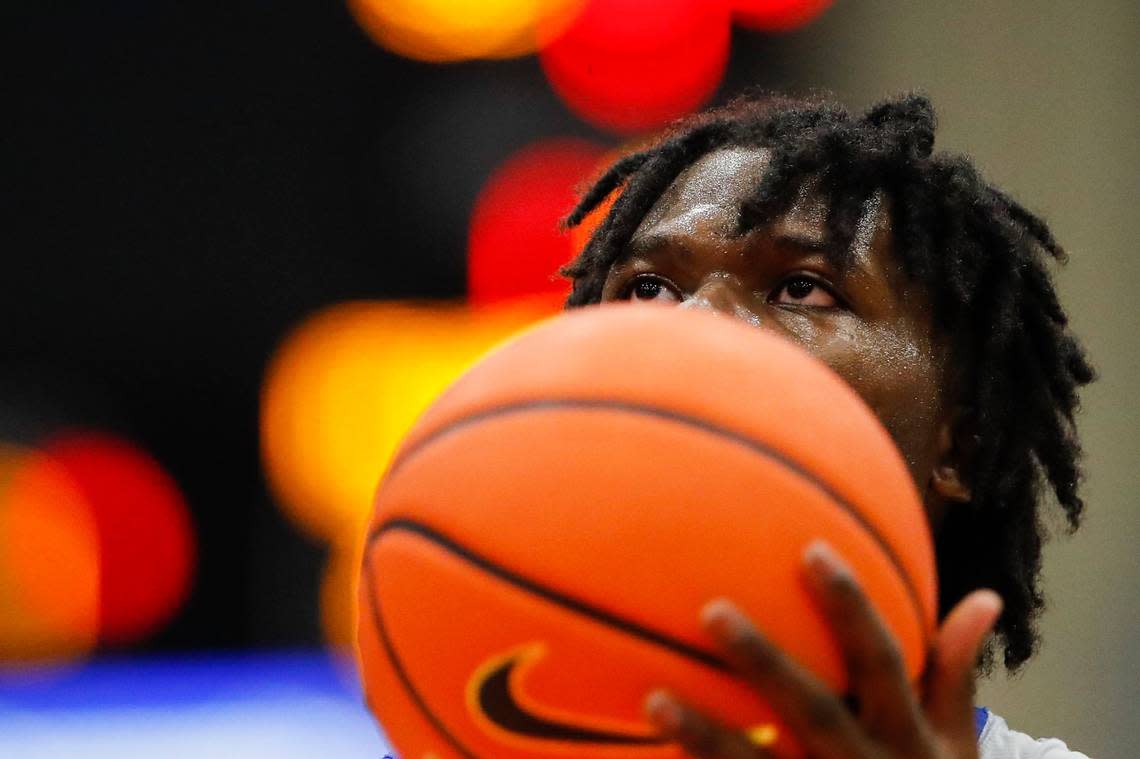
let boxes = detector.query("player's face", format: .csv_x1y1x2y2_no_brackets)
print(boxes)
599,146,967,528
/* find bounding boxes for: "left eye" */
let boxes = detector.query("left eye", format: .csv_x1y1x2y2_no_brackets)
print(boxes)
770,275,838,307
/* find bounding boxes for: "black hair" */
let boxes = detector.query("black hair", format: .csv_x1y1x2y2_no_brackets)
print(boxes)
560,91,1094,672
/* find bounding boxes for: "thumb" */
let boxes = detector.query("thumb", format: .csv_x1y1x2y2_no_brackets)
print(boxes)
923,590,1003,739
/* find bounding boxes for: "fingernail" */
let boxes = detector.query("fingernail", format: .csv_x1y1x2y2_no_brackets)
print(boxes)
700,597,749,640
803,539,848,579
644,689,683,732
976,588,1004,619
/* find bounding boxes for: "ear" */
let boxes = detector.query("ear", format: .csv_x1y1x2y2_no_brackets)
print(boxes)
930,407,973,503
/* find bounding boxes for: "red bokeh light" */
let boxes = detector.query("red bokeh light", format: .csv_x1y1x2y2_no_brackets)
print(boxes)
468,138,608,307
732,0,833,31
539,0,731,134
42,433,196,646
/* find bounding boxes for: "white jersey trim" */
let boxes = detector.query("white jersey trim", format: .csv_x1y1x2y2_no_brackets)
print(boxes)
978,711,1091,759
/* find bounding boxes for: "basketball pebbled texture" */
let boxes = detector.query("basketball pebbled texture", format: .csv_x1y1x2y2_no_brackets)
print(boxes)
357,303,938,759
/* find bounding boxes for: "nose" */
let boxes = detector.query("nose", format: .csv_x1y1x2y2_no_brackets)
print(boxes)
679,277,762,328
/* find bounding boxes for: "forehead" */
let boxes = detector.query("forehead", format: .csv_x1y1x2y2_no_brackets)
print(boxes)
655,147,774,209
637,146,779,236
621,145,931,323
633,145,834,251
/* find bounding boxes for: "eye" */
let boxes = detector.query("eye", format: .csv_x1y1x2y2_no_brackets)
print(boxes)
770,274,840,308
621,274,682,304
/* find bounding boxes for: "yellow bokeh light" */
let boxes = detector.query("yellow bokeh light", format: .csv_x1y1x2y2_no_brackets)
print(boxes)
347,0,584,63
261,298,557,546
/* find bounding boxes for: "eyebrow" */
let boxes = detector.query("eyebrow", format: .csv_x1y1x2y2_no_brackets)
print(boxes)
622,226,874,285
625,232,688,258
771,229,830,251
626,228,832,259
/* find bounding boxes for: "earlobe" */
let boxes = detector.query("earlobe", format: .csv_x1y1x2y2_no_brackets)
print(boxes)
930,413,972,503
931,463,971,502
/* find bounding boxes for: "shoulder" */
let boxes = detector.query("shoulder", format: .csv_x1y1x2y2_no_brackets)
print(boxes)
978,709,1092,759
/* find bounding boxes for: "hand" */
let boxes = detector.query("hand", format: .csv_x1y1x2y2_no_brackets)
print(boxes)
642,540,1003,758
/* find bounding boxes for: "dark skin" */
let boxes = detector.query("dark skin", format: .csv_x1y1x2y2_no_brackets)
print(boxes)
598,147,1003,758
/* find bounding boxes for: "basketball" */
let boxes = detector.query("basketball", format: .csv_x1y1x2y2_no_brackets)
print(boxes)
356,302,938,759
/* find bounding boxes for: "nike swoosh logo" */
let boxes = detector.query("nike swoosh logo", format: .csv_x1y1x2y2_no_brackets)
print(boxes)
473,646,665,745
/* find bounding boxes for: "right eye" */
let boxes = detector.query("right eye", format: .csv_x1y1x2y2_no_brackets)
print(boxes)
621,274,682,304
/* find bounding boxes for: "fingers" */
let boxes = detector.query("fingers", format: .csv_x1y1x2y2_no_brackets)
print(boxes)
644,689,774,759
654,545,1001,759
923,589,1003,740
801,540,923,743
700,598,872,758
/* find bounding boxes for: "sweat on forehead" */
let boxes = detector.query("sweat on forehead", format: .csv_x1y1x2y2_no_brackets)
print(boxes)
630,146,878,272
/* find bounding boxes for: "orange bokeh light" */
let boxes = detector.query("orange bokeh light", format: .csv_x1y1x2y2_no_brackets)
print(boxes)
468,138,608,307
539,0,731,134
347,0,585,63
0,433,195,663
0,444,100,662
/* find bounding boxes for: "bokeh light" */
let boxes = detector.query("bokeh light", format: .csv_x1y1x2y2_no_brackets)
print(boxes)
566,187,616,260
0,443,100,662
565,141,654,255
468,138,608,307
347,0,585,63
0,433,195,663
261,299,555,548
320,537,362,647
731,0,833,31
539,0,731,133
42,433,196,646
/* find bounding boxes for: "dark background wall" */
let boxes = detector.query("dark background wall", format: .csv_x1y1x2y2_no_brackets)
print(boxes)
2,2,803,649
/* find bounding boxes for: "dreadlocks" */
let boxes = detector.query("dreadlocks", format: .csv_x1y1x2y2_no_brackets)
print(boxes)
560,92,1095,672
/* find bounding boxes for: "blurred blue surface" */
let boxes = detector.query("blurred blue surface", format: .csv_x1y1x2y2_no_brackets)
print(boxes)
0,649,394,758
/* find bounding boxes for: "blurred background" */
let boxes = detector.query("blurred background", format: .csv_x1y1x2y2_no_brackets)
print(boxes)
1,1,1135,757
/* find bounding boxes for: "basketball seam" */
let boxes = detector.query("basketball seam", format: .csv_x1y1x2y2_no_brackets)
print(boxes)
369,518,731,671
366,516,855,754
363,520,705,759
362,548,486,759
382,397,932,646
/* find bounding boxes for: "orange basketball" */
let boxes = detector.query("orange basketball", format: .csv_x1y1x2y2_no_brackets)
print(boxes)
356,303,937,759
